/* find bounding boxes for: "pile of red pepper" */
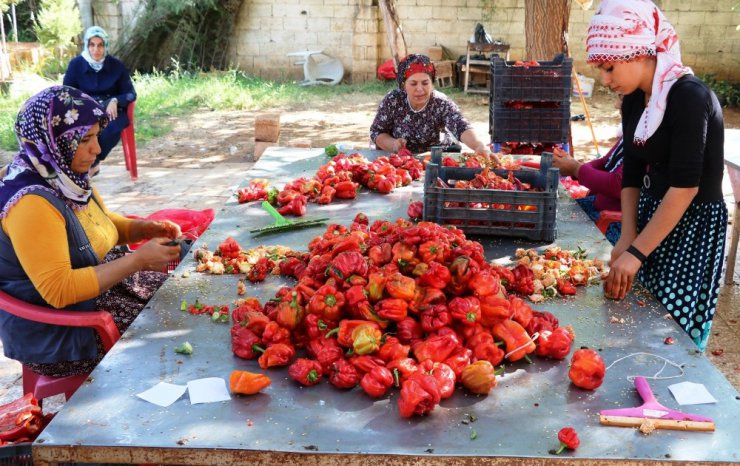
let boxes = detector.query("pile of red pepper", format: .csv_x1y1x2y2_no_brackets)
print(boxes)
229,215,575,418
0,393,51,445
235,152,424,216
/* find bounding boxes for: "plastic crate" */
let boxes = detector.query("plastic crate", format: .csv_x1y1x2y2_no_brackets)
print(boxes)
491,54,573,102
490,103,570,144
423,148,559,241
0,443,33,466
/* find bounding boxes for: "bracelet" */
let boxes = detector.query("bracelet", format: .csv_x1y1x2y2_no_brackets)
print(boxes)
626,245,647,263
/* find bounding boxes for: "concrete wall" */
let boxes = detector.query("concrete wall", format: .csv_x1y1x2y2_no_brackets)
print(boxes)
90,0,739,82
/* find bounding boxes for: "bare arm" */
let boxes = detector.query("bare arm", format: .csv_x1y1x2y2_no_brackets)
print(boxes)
374,133,407,153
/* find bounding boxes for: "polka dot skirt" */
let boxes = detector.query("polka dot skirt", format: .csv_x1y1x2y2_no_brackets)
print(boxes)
636,191,727,351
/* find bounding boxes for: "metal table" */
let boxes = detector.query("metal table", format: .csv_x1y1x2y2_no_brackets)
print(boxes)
33,148,740,465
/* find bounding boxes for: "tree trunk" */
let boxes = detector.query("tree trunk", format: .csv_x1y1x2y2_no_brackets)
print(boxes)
524,0,572,60
378,0,407,69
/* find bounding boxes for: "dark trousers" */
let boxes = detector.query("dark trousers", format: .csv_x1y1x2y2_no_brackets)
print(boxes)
95,100,130,165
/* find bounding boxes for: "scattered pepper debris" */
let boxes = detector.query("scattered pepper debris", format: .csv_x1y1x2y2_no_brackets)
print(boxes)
711,349,724,356
664,337,674,345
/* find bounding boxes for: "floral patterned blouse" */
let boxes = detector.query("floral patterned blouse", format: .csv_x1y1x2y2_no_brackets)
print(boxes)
369,89,473,153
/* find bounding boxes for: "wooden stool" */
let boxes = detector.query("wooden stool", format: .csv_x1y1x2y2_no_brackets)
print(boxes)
434,60,454,88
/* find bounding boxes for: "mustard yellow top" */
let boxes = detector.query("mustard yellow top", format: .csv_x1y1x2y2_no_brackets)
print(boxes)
1,188,135,308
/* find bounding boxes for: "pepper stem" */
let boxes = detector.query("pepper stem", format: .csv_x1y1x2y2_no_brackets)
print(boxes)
554,443,566,455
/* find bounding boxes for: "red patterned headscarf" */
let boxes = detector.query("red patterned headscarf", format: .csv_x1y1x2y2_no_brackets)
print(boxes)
586,0,692,145
397,54,436,88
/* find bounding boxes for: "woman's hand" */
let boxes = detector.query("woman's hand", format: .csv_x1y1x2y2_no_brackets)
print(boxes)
392,138,407,153
143,220,181,240
473,143,500,165
552,148,581,178
132,238,181,272
603,250,641,300
106,99,118,120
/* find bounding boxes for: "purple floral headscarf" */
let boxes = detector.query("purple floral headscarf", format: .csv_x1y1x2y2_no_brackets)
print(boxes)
0,85,107,218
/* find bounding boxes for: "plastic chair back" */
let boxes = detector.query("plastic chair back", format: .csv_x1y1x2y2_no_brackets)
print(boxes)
0,290,121,402
596,209,622,234
121,100,138,181
304,54,344,85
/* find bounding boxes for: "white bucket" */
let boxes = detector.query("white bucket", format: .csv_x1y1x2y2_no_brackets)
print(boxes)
573,74,595,98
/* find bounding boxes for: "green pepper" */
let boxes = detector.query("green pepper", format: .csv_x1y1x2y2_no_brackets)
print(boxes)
180,299,188,311
325,144,338,157
175,341,193,355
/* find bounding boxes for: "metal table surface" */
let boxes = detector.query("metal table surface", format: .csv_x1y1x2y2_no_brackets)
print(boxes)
33,148,739,465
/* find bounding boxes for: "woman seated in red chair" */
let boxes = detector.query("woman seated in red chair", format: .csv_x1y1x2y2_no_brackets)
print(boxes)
553,95,624,244
0,86,181,378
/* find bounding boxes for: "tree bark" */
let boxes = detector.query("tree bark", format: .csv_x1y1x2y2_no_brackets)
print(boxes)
378,0,407,69
524,0,572,61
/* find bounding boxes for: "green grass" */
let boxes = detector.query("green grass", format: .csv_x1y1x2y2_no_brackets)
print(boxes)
0,70,395,152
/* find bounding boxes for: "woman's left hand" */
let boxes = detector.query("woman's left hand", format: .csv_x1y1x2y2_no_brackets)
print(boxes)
474,144,500,165
106,100,118,120
144,220,181,240
603,251,641,300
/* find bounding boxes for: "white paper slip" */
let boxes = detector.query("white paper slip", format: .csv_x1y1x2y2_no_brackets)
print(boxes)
668,381,718,405
136,382,187,407
187,377,231,404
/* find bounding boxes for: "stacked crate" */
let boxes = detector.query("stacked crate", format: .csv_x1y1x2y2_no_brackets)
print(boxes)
489,54,572,152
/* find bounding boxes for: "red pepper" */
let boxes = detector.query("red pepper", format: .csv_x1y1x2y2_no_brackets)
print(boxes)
419,360,456,399
257,343,296,369
344,285,368,307
329,319,381,348
349,354,386,374
302,313,336,340
413,333,459,363
479,294,512,327
247,257,273,282
448,296,481,326
277,194,307,216
397,372,442,417
472,340,504,366
491,264,516,291
511,264,535,295
276,188,300,206
419,304,451,333
467,269,501,297
508,296,533,329
233,310,270,336
568,348,605,390
307,284,345,321
385,273,416,301
418,240,448,264
410,286,446,313
492,319,535,362
377,336,410,363
407,201,423,221
415,261,451,290
231,297,264,325
353,300,389,329
334,180,358,199
360,366,394,398
556,278,577,296
535,327,574,360
387,357,418,386
329,359,360,389
375,298,409,322
316,185,336,204
396,317,423,345
231,325,263,360
288,358,323,386
275,291,305,330
447,255,480,296
328,251,369,283
526,310,559,336
217,237,241,259
306,336,344,373
278,256,307,279
261,321,291,347
443,347,472,379
555,427,580,454
367,243,392,267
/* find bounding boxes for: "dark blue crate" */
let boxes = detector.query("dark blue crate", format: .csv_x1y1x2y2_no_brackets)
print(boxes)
491,54,573,103
0,443,33,466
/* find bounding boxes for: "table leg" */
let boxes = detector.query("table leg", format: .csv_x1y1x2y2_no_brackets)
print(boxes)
726,203,740,285
464,47,471,93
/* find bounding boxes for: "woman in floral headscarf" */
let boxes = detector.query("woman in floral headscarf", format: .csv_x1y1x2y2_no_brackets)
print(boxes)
64,26,136,174
0,86,181,377
370,54,493,156
588,0,726,350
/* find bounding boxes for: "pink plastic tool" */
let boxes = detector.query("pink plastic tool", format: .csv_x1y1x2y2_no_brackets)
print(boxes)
599,376,715,432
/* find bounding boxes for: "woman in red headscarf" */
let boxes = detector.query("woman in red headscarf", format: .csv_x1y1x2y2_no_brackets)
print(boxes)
588,0,726,350
370,54,493,157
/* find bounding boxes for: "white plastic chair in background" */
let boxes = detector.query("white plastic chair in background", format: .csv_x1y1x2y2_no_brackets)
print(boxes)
287,50,344,86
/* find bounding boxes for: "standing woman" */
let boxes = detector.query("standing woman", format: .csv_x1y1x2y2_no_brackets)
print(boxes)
370,54,494,157
64,26,136,174
590,0,727,350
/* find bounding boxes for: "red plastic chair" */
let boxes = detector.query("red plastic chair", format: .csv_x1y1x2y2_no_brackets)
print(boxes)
596,209,622,235
0,290,121,402
121,100,138,181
